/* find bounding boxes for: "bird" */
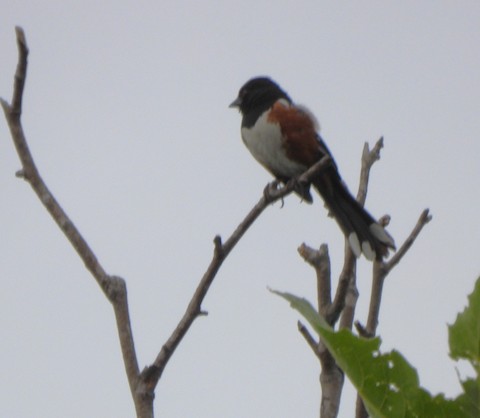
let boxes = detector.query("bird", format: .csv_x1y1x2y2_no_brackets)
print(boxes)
230,76,395,260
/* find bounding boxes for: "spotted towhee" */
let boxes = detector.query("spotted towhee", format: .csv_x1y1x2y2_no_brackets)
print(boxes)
230,77,395,260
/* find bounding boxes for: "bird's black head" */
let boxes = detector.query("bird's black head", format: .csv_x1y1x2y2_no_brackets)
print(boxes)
230,77,291,119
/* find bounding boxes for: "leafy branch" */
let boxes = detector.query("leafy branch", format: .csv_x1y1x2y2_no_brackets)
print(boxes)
274,276,480,418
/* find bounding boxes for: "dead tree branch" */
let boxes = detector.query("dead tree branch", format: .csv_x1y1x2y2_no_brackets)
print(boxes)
355,209,431,418
2,26,333,418
142,156,333,388
296,137,431,418
364,208,432,336
296,137,385,418
1,26,147,417
331,138,384,327
2,27,431,418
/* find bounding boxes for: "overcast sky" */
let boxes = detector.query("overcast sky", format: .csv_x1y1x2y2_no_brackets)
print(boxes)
1,2,479,417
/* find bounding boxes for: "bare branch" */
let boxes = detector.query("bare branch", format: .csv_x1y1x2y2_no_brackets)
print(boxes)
364,260,387,336
298,243,331,314
298,321,322,360
299,320,345,418
384,208,432,273
2,27,431,418
10,26,28,115
356,209,431,418
331,138,384,328
2,28,112,295
354,320,373,338
318,339,344,418
1,27,148,416
2,27,334,416
329,247,356,326
365,209,431,335
357,137,383,205
144,156,334,388
337,257,359,330
108,276,143,406
297,138,388,418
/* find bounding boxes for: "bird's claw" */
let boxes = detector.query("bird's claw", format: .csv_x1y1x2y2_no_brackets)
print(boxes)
288,177,313,203
263,180,281,201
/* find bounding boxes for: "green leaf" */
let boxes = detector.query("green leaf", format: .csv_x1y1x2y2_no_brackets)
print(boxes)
448,278,480,373
273,289,472,418
455,377,480,417
447,277,480,416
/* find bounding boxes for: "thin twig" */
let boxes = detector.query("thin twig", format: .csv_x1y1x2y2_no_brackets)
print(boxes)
329,247,356,326
354,321,372,338
337,256,358,330
11,27,28,115
296,139,385,418
298,243,331,314
298,321,322,360
356,208,431,418
144,156,333,387
2,28,334,414
2,27,432,418
1,26,147,414
1,27,146,415
365,209,431,335
330,137,384,327
384,208,432,273
335,139,386,418
357,138,383,206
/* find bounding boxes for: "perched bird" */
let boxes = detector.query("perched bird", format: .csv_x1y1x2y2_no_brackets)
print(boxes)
230,76,395,260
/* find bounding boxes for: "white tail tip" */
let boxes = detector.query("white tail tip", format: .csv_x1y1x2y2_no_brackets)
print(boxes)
370,223,396,248
348,233,362,258
362,241,375,261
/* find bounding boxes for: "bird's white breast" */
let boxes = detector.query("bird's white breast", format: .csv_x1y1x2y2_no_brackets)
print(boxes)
241,109,307,178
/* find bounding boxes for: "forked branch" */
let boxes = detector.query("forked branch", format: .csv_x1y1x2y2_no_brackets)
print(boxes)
297,137,431,418
2,26,333,418
1,26,145,417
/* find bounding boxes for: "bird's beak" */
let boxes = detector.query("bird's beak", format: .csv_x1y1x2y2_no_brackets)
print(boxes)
229,96,241,108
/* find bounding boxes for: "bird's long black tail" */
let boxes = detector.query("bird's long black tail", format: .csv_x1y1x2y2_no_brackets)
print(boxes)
312,171,395,260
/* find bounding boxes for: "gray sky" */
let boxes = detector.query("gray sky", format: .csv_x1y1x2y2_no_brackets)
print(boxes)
1,2,479,417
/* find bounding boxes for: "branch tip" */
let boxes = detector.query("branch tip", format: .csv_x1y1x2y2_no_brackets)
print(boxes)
9,26,29,116
15,26,28,52
3,29,144,411
362,141,370,157
213,235,223,253
379,214,391,227
421,208,432,222
371,137,383,162
380,207,432,277
354,321,373,338
298,320,322,360
15,169,26,179
0,97,10,110
319,243,329,255
298,242,330,269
